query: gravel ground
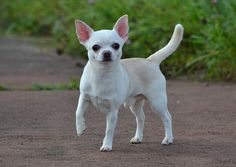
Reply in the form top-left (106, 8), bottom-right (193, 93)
top-left (0, 37), bottom-right (236, 167)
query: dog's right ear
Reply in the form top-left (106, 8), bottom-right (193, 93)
top-left (75, 20), bottom-right (94, 45)
top-left (113, 15), bottom-right (129, 41)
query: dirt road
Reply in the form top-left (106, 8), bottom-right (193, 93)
top-left (0, 37), bottom-right (236, 167)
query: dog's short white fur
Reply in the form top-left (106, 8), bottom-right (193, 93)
top-left (75, 15), bottom-right (183, 151)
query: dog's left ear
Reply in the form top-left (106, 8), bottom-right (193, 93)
top-left (113, 15), bottom-right (129, 41)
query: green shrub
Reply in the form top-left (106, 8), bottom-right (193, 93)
top-left (1, 0), bottom-right (236, 81)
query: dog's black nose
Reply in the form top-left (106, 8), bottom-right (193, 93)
top-left (103, 51), bottom-right (112, 61)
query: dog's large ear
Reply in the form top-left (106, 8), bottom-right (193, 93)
top-left (113, 15), bottom-right (129, 41)
top-left (75, 20), bottom-right (94, 44)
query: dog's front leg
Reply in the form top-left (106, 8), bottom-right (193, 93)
top-left (76, 93), bottom-right (89, 136)
top-left (100, 109), bottom-right (118, 152)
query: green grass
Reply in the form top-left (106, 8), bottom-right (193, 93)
top-left (0, 85), bottom-right (9, 91)
top-left (0, 79), bottom-right (79, 91)
top-left (1, 0), bottom-right (236, 81)
top-left (28, 79), bottom-right (79, 91)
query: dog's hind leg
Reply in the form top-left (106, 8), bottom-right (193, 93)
top-left (129, 98), bottom-right (145, 144)
top-left (147, 90), bottom-right (173, 145)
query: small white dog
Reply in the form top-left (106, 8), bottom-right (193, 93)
top-left (75, 15), bottom-right (183, 151)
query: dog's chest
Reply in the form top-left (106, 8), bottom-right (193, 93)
top-left (90, 96), bottom-right (113, 113)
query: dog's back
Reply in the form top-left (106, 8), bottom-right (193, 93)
top-left (121, 58), bottom-right (165, 98)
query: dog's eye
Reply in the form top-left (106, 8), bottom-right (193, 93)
top-left (92, 44), bottom-right (101, 51)
top-left (112, 43), bottom-right (120, 50)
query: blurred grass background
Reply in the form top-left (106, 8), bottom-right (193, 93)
top-left (1, 0), bottom-right (236, 81)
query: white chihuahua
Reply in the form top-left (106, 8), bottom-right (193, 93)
top-left (75, 15), bottom-right (183, 151)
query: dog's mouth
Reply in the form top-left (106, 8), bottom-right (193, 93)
top-left (102, 57), bottom-right (113, 62)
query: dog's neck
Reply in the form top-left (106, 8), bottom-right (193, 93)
top-left (85, 60), bottom-right (125, 100)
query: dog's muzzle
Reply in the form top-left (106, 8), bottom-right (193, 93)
top-left (102, 51), bottom-right (112, 61)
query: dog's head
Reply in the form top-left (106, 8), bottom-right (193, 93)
top-left (75, 15), bottom-right (129, 63)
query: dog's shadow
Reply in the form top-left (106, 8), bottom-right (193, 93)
top-left (114, 139), bottom-right (233, 159)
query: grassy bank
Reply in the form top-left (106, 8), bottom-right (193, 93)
top-left (1, 0), bottom-right (236, 81)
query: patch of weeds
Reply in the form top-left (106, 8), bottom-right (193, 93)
top-left (28, 78), bottom-right (79, 91)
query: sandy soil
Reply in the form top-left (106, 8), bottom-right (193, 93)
top-left (0, 37), bottom-right (236, 167)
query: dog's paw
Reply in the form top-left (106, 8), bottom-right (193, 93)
top-left (161, 136), bottom-right (173, 145)
top-left (76, 125), bottom-right (86, 136)
top-left (130, 137), bottom-right (143, 144)
top-left (100, 145), bottom-right (112, 152)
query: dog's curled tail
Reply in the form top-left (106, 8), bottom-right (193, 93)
top-left (147, 24), bottom-right (184, 65)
